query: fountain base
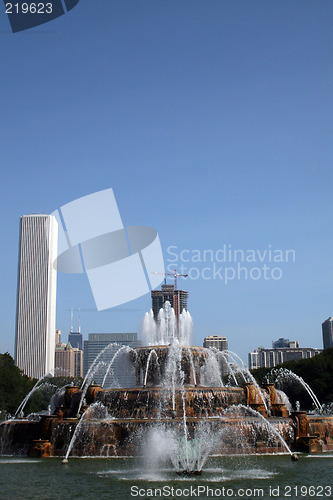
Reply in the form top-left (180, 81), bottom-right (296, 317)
top-left (1, 381), bottom-right (333, 458)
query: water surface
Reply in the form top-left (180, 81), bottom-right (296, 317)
top-left (0, 454), bottom-right (332, 500)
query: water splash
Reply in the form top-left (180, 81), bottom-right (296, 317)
top-left (143, 422), bottom-right (215, 474)
top-left (64, 402), bottom-right (108, 460)
top-left (270, 368), bottom-right (322, 412)
top-left (15, 376), bottom-right (56, 417)
top-left (142, 310), bottom-right (157, 345)
top-left (81, 343), bottom-right (118, 389)
top-left (101, 345), bottom-right (134, 388)
top-left (143, 349), bottom-right (159, 387)
top-left (223, 404), bottom-right (293, 456)
top-left (142, 301), bottom-right (193, 346)
top-left (77, 361), bottom-right (108, 415)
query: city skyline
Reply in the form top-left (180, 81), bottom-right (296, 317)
top-left (1, 2), bottom-right (333, 365)
top-left (8, 206), bottom-right (330, 369)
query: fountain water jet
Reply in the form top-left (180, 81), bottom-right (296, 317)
top-left (63, 402), bottom-right (109, 462)
top-left (14, 365), bottom-right (72, 418)
top-left (270, 368), bottom-right (323, 413)
top-left (227, 404), bottom-right (294, 456)
top-left (15, 380), bottom-right (57, 418)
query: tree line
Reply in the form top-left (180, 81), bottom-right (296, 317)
top-left (0, 352), bottom-right (82, 420)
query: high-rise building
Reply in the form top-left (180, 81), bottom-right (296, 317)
top-left (83, 333), bottom-right (141, 387)
top-left (68, 307), bottom-right (83, 350)
top-left (248, 351), bottom-right (259, 370)
top-left (55, 342), bottom-right (83, 378)
top-left (68, 331), bottom-right (83, 351)
top-left (55, 329), bottom-right (62, 345)
top-left (203, 335), bottom-right (229, 376)
top-left (151, 284), bottom-right (188, 320)
top-left (15, 214), bottom-right (58, 379)
top-left (322, 317), bottom-right (333, 349)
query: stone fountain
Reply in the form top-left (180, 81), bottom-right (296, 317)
top-left (1, 303), bottom-right (332, 472)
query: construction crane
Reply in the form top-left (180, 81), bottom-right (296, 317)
top-left (152, 269), bottom-right (188, 290)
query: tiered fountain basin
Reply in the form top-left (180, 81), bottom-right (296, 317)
top-left (1, 345), bottom-right (333, 459)
top-left (96, 386), bottom-right (244, 419)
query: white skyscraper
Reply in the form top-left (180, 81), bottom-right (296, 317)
top-left (15, 214), bottom-right (58, 378)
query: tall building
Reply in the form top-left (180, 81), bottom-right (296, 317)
top-left (83, 333), bottom-right (141, 387)
top-left (55, 329), bottom-right (62, 345)
top-left (322, 317), bottom-right (333, 349)
top-left (55, 331), bottom-right (83, 378)
top-left (151, 284), bottom-right (188, 320)
top-left (248, 351), bottom-right (259, 370)
top-left (15, 214), bottom-right (58, 379)
top-left (68, 307), bottom-right (83, 350)
top-left (203, 335), bottom-right (229, 376)
top-left (68, 331), bottom-right (83, 351)
top-left (55, 342), bottom-right (83, 378)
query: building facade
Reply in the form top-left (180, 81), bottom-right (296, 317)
top-left (15, 214), bottom-right (58, 379)
top-left (83, 333), bottom-right (141, 387)
top-left (203, 335), bottom-right (228, 351)
top-left (322, 317), bottom-right (333, 349)
top-left (68, 331), bottom-right (83, 351)
top-left (55, 341), bottom-right (83, 378)
top-left (55, 329), bottom-right (62, 345)
top-left (151, 284), bottom-right (188, 320)
top-left (203, 335), bottom-right (229, 376)
top-left (248, 344), bottom-right (321, 370)
top-left (272, 338), bottom-right (299, 349)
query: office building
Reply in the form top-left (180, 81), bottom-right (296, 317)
top-left (55, 341), bottom-right (83, 378)
top-left (322, 317), bottom-right (333, 349)
top-left (203, 335), bottom-right (228, 351)
top-left (68, 307), bottom-right (83, 350)
top-left (68, 331), bottom-right (83, 351)
top-left (55, 330), bottom-right (83, 378)
top-left (203, 335), bottom-right (229, 376)
top-left (151, 284), bottom-right (188, 320)
top-left (15, 214), bottom-right (58, 379)
top-left (83, 333), bottom-right (141, 387)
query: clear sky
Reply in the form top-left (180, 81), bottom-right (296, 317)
top-left (1, 1), bottom-right (333, 365)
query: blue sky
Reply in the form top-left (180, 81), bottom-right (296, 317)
top-left (1, 1), bottom-right (333, 364)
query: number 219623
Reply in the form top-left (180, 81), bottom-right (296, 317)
top-left (5, 3), bottom-right (53, 14)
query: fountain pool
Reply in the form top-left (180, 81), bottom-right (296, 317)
top-left (0, 454), bottom-right (332, 500)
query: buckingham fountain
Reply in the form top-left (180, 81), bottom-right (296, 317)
top-left (1, 303), bottom-right (333, 473)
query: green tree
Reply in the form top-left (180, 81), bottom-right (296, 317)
top-left (0, 353), bottom-right (35, 419)
top-left (0, 353), bottom-right (83, 418)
